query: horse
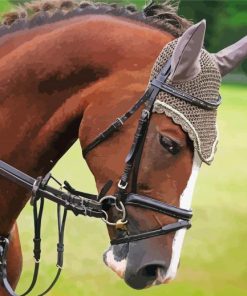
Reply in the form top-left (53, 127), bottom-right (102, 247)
top-left (0, 0), bottom-right (246, 294)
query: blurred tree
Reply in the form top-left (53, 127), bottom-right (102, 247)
top-left (9, 0), bottom-right (30, 4)
top-left (179, 0), bottom-right (247, 75)
top-left (179, 0), bottom-right (247, 52)
top-left (179, 0), bottom-right (225, 50)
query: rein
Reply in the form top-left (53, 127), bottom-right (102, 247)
top-left (0, 58), bottom-right (220, 295)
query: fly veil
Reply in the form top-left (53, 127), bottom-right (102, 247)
top-left (150, 20), bottom-right (247, 164)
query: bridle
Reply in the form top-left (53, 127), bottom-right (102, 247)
top-left (83, 58), bottom-right (221, 244)
top-left (0, 58), bottom-right (221, 295)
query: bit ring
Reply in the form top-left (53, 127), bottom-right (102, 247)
top-left (99, 196), bottom-right (127, 226)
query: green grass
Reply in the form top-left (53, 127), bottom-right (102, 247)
top-left (15, 83), bottom-right (247, 296)
top-left (0, 0), bottom-right (12, 13)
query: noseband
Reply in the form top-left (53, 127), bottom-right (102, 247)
top-left (0, 59), bottom-right (220, 295)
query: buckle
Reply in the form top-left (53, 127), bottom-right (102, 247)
top-left (0, 237), bottom-right (9, 264)
top-left (118, 180), bottom-right (128, 190)
top-left (0, 237), bottom-right (9, 247)
top-left (117, 117), bottom-right (124, 125)
top-left (30, 177), bottom-right (43, 206)
top-left (142, 109), bottom-right (150, 119)
top-left (113, 118), bottom-right (124, 129)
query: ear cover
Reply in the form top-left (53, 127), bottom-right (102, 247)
top-left (212, 36), bottom-right (247, 77)
top-left (169, 20), bottom-right (206, 82)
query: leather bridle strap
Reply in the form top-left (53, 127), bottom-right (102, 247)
top-left (37, 205), bottom-right (67, 296)
top-left (0, 161), bottom-right (105, 219)
top-left (110, 220), bottom-right (191, 245)
top-left (151, 79), bottom-right (221, 110)
top-left (82, 89), bottom-right (152, 158)
top-left (117, 60), bottom-right (172, 195)
top-left (0, 236), bottom-right (16, 296)
top-left (20, 192), bottom-right (44, 296)
top-left (0, 190), bottom-right (44, 296)
top-left (117, 106), bottom-right (155, 193)
top-left (63, 181), bottom-right (97, 200)
top-left (125, 194), bottom-right (192, 220)
top-left (0, 179), bottom-right (68, 296)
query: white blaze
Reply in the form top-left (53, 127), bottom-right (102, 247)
top-left (164, 151), bottom-right (201, 281)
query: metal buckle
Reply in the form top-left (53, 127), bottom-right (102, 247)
top-left (118, 180), bottom-right (128, 190)
top-left (34, 258), bottom-right (41, 264)
top-left (113, 118), bottom-right (124, 130)
top-left (0, 237), bottom-right (9, 265)
top-left (117, 117), bottom-right (124, 125)
top-left (142, 109), bottom-right (150, 119)
top-left (56, 264), bottom-right (63, 270)
top-left (0, 237), bottom-right (9, 248)
top-left (30, 177), bottom-right (43, 206)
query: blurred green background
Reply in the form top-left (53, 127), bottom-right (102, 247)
top-left (0, 1), bottom-right (246, 296)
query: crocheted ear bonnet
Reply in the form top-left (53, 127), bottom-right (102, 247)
top-left (150, 19), bottom-right (247, 164)
top-left (150, 20), bottom-right (221, 164)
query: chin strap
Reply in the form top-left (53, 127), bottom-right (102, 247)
top-left (110, 220), bottom-right (191, 245)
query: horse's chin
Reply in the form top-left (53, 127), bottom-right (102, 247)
top-left (103, 245), bottom-right (128, 278)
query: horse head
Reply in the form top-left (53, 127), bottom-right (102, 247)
top-left (0, 1), bottom-right (246, 294)
top-left (81, 20), bottom-right (247, 289)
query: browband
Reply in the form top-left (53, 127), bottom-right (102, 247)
top-left (151, 78), bottom-right (221, 110)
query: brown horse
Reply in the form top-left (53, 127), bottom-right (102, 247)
top-left (0, 0), bottom-right (246, 294)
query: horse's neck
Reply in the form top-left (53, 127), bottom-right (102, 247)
top-left (0, 15), bottom-right (172, 234)
top-left (0, 15), bottom-right (92, 59)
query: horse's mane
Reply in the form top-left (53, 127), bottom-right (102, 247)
top-left (0, 0), bottom-right (192, 38)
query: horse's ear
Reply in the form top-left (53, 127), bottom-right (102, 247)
top-left (169, 20), bottom-right (206, 82)
top-left (212, 36), bottom-right (247, 77)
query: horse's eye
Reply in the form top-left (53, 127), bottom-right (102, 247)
top-left (159, 135), bottom-right (181, 155)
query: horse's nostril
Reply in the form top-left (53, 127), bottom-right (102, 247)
top-left (142, 264), bottom-right (159, 277)
top-left (124, 264), bottom-right (166, 289)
